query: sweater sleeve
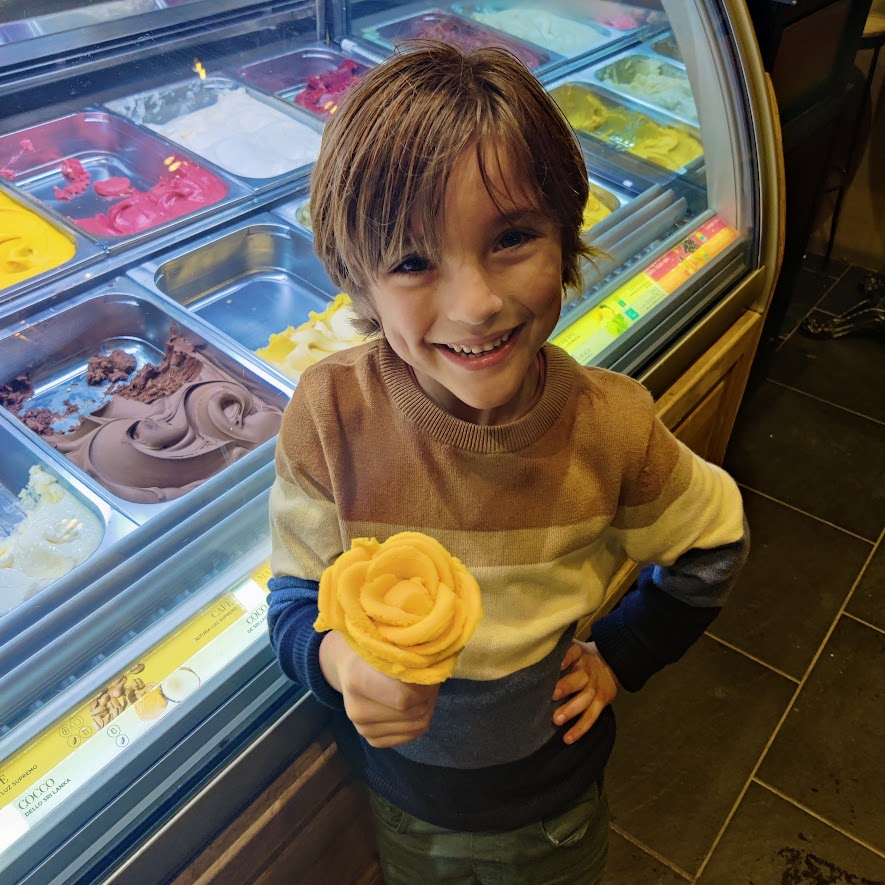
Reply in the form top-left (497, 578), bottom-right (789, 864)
top-left (267, 576), bottom-right (345, 710)
top-left (267, 377), bottom-right (345, 709)
top-left (592, 396), bottom-right (748, 691)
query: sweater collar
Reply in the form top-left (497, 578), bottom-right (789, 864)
top-left (378, 340), bottom-right (576, 453)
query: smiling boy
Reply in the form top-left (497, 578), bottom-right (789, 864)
top-left (268, 43), bottom-right (748, 884)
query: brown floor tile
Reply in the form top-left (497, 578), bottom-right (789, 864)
top-left (758, 617), bottom-right (885, 853)
top-left (770, 311), bottom-right (885, 422)
top-left (708, 489), bottom-right (871, 678)
top-left (603, 830), bottom-right (688, 884)
top-left (605, 636), bottom-right (794, 875)
top-left (817, 265), bottom-right (882, 316)
top-left (725, 382), bottom-right (885, 540)
top-left (847, 540), bottom-right (885, 632)
top-left (779, 268), bottom-right (838, 336)
top-left (699, 781), bottom-right (885, 884)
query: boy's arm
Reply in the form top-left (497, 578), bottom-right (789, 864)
top-left (267, 383), bottom-right (345, 711)
top-left (592, 406), bottom-right (749, 692)
top-left (268, 575), bottom-right (345, 710)
top-left (267, 372), bottom-right (440, 746)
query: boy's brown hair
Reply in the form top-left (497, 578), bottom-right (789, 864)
top-left (310, 41), bottom-right (595, 336)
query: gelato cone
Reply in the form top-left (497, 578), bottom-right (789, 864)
top-left (314, 532), bottom-right (483, 684)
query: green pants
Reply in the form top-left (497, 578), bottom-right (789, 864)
top-left (368, 780), bottom-right (609, 885)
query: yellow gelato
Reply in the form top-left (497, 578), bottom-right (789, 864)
top-left (583, 191), bottom-right (613, 230)
top-left (255, 293), bottom-right (366, 382)
top-left (0, 192), bottom-right (75, 290)
top-left (315, 532), bottom-right (483, 684)
top-left (552, 84), bottom-right (702, 172)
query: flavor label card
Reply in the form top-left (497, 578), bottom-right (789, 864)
top-left (555, 216), bottom-right (740, 364)
top-left (0, 563), bottom-right (272, 858)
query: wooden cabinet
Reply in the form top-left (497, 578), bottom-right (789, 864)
top-left (170, 728), bottom-right (383, 885)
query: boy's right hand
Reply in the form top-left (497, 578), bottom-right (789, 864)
top-left (319, 630), bottom-right (439, 748)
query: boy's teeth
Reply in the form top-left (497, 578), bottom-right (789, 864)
top-left (446, 331), bottom-right (511, 355)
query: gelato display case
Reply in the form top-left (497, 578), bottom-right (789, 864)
top-left (0, 0), bottom-right (781, 882)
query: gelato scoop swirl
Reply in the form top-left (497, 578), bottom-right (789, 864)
top-left (45, 337), bottom-right (282, 504)
top-left (315, 532), bottom-right (483, 684)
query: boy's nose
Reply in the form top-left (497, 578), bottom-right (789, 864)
top-left (442, 266), bottom-right (503, 326)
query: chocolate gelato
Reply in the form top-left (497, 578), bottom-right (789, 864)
top-left (39, 337), bottom-right (281, 504)
top-left (0, 373), bottom-right (34, 415)
top-left (86, 349), bottom-right (137, 385)
top-left (5, 337), bottom-right (282, 504)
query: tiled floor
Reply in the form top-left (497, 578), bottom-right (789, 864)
top-left (602, 256), bottom-right (885, 884)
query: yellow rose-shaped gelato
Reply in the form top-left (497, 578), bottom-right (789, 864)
top-left (314, 532), bottom-right (483, 684)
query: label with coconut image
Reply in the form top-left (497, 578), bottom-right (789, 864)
top-left (0, 563), bottom-right (272, 854)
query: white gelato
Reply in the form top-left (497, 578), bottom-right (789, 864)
top-left (146, 88), bottom-right (321, 179)
top-left (467, 8), bottom-right (607, 55)
top-left (598, 56), bottom-right (697, 122)
top-left (255, 294), bottom-right (367, 382)
top-left (1, 465), bottom-right (103, 615)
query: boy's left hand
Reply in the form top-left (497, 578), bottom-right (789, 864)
top-left (552, 640), bottom-right (619, 745)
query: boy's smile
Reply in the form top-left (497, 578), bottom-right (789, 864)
top-left (370, 148), bottom-right (564, 426)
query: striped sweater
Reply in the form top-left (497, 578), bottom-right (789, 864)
top-left (268, 340), bottom-right (748, 830)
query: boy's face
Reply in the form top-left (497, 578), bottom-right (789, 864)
top-left (369, 149), bottom-right (563, 425)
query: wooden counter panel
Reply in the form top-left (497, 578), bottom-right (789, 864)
top-left (170, 729), bottom-right (382, 885)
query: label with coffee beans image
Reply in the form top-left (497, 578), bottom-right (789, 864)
top-left (0, 562), bottom-right (272, 854)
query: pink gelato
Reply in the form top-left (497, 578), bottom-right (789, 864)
top-left (0, 139), bottom-right (34, 181)
top-left (293, 60), bottom-right (365, 120)
top-left (72, 161), bottom-right (227, 237)
top-left (53, 158), bottom-right (91, 201)
top-left (395, 15), bottom-right (544, 69)
top-left (602, 15), bottom-right (639, 30)
top-left (94, 177), bottom-right (132, 198)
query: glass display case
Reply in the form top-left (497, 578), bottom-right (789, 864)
top-left (0, 1), bottom-right (779, 881)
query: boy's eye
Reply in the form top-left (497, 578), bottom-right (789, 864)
top-left (498, 229), bottom-right (536, 250)
top-left (392, 255), bottom-right (430, 274)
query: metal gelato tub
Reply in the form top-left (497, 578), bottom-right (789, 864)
top-left (237, 46), bottom-right (373, 122)
top-left (0, 418), bottom-right (137, 622)
top-left (359, 9), bottom-right (553, 70)
top-left (583, 47), bottom-right (698, 127)
top-left (0, 278), bottom-right (289, 525)
top-left (0, 111), bottom-right (247, 251)
top-left (0, 181), bottom-right (103, 305)
top-left (452, 3), bottom-right (617, 60)
top-left (128, 214), bottom-right (336, 353)
top-left (272, 194), bottom-right (313, 236)
top-left (648, 33), bottom-right (683, 65)
top-left (105, 76), bottom-right (323, 191)
top-left (548, 81), bottom-right (703, 174)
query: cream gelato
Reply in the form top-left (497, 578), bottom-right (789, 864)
top-left (1, 465), bottom-right (103, 615)
top-left (72, 159), bottom-right (228, 237)
top-left (551, 84), bottom-right (702, 171)
top-left (9, 338), bottom-right (282, 504)
top-left (0, 191), bottom-right (75, 290)
top-left (598, 56), bottom-right (697, 122)
top-left (135, 88), bottom-right (321, 179)
top-left (255, 294), bottom-right (366, 382)
top-left (467, 8), bottom-right (607, 55)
